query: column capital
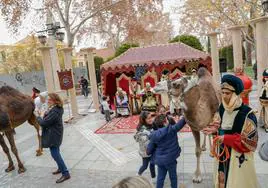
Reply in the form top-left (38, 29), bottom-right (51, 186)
top-left (250, 16), bottom-right (268, 24)
top-left (60, 47), bottom-right (73, 52)
top-left (228, 25), bottom-right (246, 31)
top-left (38, 46), bottom-right (53, 51)
top-left (80, 47), bottom-right (96, 54)
top-left (207, 32), bottom-right (220, 37)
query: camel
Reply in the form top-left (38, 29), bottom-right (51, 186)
top-left (0, 86), bottom-right (43, 174)
top-left (153, 67), bottom-right (220, 183)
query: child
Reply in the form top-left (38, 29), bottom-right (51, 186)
top-left (102, 96), bottom-right (111, 122)
top-left (147, 114), bottom-right (186, 188)
top-left (134, 111), bottom-right (156, 182)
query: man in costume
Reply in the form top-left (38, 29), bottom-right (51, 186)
top-left (115, 87), bottom-right (129, 116)
top-left (259, 69), bottom-right (268, 132)
top-left (203, 74), bottom-right (258, 188)
top-left (32, 87), bottom-right (40, 99)
top-left (129, 77), bottom-right (141, 114)
top-left (140, 82), bottom-right (157, 112)
top-left (160, 70), bottom-right (170, 108)
top-left (190, 68), bottom-right (198, 84)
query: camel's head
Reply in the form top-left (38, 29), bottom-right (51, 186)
top-left (153, 80), bottom-right (168, 94)
top-left (170, 77), bottom-right (188, 97)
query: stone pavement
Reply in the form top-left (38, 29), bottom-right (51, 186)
top-left (0, 86), bottom-right (268, 188)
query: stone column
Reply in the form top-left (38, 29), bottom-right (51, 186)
top-left (228, 25), bottom-right (245, 71)
top-left (46, 9), bottom-right (61, 92)
top-left (208, 32), bottom-right (221, 83)
top-left (61, 47), bottom-right (78, 116)
top-left (251, 17), bottom-right (268, 97)
top-left (81, 48), bottom-right (99, 111)
top-left (38, 46), bottom-right (54, 93)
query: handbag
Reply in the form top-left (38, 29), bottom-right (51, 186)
top-left (259, 140), bottom-right (268, 161)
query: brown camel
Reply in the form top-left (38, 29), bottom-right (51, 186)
top-left (153, 67), bottom-right (220, 183)
top-left (0, 86), bottom-right (43, 174)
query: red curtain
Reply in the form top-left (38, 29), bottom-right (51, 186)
top-left (105, 73), bottom-right (117, 104)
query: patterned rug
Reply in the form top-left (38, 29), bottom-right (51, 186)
top-left (95, 115), bottom-right (192, 134)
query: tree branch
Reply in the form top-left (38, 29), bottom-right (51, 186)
top-left (210, 0), bottom-right (238, 25)
top-left (71, 0), bottom-right (125, 35)
top-left (55, 0), bottom-right (66, 25)
top-left (241, 29), bottom-right (255, 47)
top-left (65, 0), bottom-right (72, 23)
top-left (231, 0), bottom-right (249, 22)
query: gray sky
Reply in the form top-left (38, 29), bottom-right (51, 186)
top-left (0, 0), bottom-right (184, 47)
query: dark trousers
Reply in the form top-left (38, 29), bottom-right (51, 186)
top-left (157, 161), bottom-right (177, 188)
top-left (82, 87), bottom-right (89, 97)
top-left (50, 146), bottom-right (69, 176)
top-left (104, 110), bottom-right (111, 122)
top-left (138, 157), bottom-right (156, 178)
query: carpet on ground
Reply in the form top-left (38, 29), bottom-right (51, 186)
top-left (95, 115), bottom-right (192, 134)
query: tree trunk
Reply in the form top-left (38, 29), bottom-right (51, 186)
top-left (67, 32), bottom-right (74, 47)
top-left (245, 42), bottom-right (252, 66)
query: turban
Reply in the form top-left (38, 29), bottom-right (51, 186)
top-left (263, 69), bottom-right (268, 78)
top-left (221, 74), bottom-right (244, 95)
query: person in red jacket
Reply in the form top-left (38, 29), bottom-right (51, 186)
top-left (203, 74), bottom-right (258, 188)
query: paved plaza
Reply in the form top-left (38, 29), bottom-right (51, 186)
top-left (0, 83), bottom-right (268, 188)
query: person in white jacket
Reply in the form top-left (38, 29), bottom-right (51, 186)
top-left (34, 91), bottom-right (48, 117)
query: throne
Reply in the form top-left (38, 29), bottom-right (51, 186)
top-left (140, 71), bottom-right (160, 111)
top-left (116, 73), bottom-right (131, 94)
top-left (114, 74), bottom-right (132, 116)
top-left (141, 71), bottom-right (158, 88)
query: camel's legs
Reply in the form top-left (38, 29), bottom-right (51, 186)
top-left (208, 134), bottom-right (214, 157)
top-left (192, 130), bottom-right (202, 183)
top-left (0, 133), bottom-right (15, 172)
top-left (5, 130), bottom-right (26, 174)
top-left (28, 114), bottom-right (43, 156)
top-left (201, 134), bottom-right (207, 151)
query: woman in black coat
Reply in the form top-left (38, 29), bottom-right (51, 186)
top-left (37, 93), bottom-right (70, 184)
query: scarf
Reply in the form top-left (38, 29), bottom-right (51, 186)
top-left (44, 104), bottom-right (56, 117)
top-left (222, 93), bottom-right (242, 113)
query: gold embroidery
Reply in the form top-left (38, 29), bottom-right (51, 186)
top-left (241, 118), bottom-right (258, 152)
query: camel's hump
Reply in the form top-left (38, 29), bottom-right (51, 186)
top-left (0, 86), bottom-right (25, 97)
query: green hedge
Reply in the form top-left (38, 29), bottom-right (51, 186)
top-left (219, 45), bottom-right (246, 70)
top-left (219, 45), bottom-right (234, 70)
top-left (169, 35), bottom-right (203, 51)
top-left (94, 56), bottom-right (104, 70)
top-left (115, 43), bottom-right (139, 57)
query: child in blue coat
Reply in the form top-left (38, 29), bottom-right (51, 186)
top-left (147, 114), bottom-right (186, 188)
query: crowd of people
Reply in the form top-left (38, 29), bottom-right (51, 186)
top-left (28, 68), bottom-right (268, 188)
top-left (119, 72), bottom-right (266, 188)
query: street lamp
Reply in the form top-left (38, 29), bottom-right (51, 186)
top-left (262, 0), bottom-right (268, 15)
top-left (37, 21), bottom-right (65, 45)
top-left (38, 35), bottom-right (47, 45)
